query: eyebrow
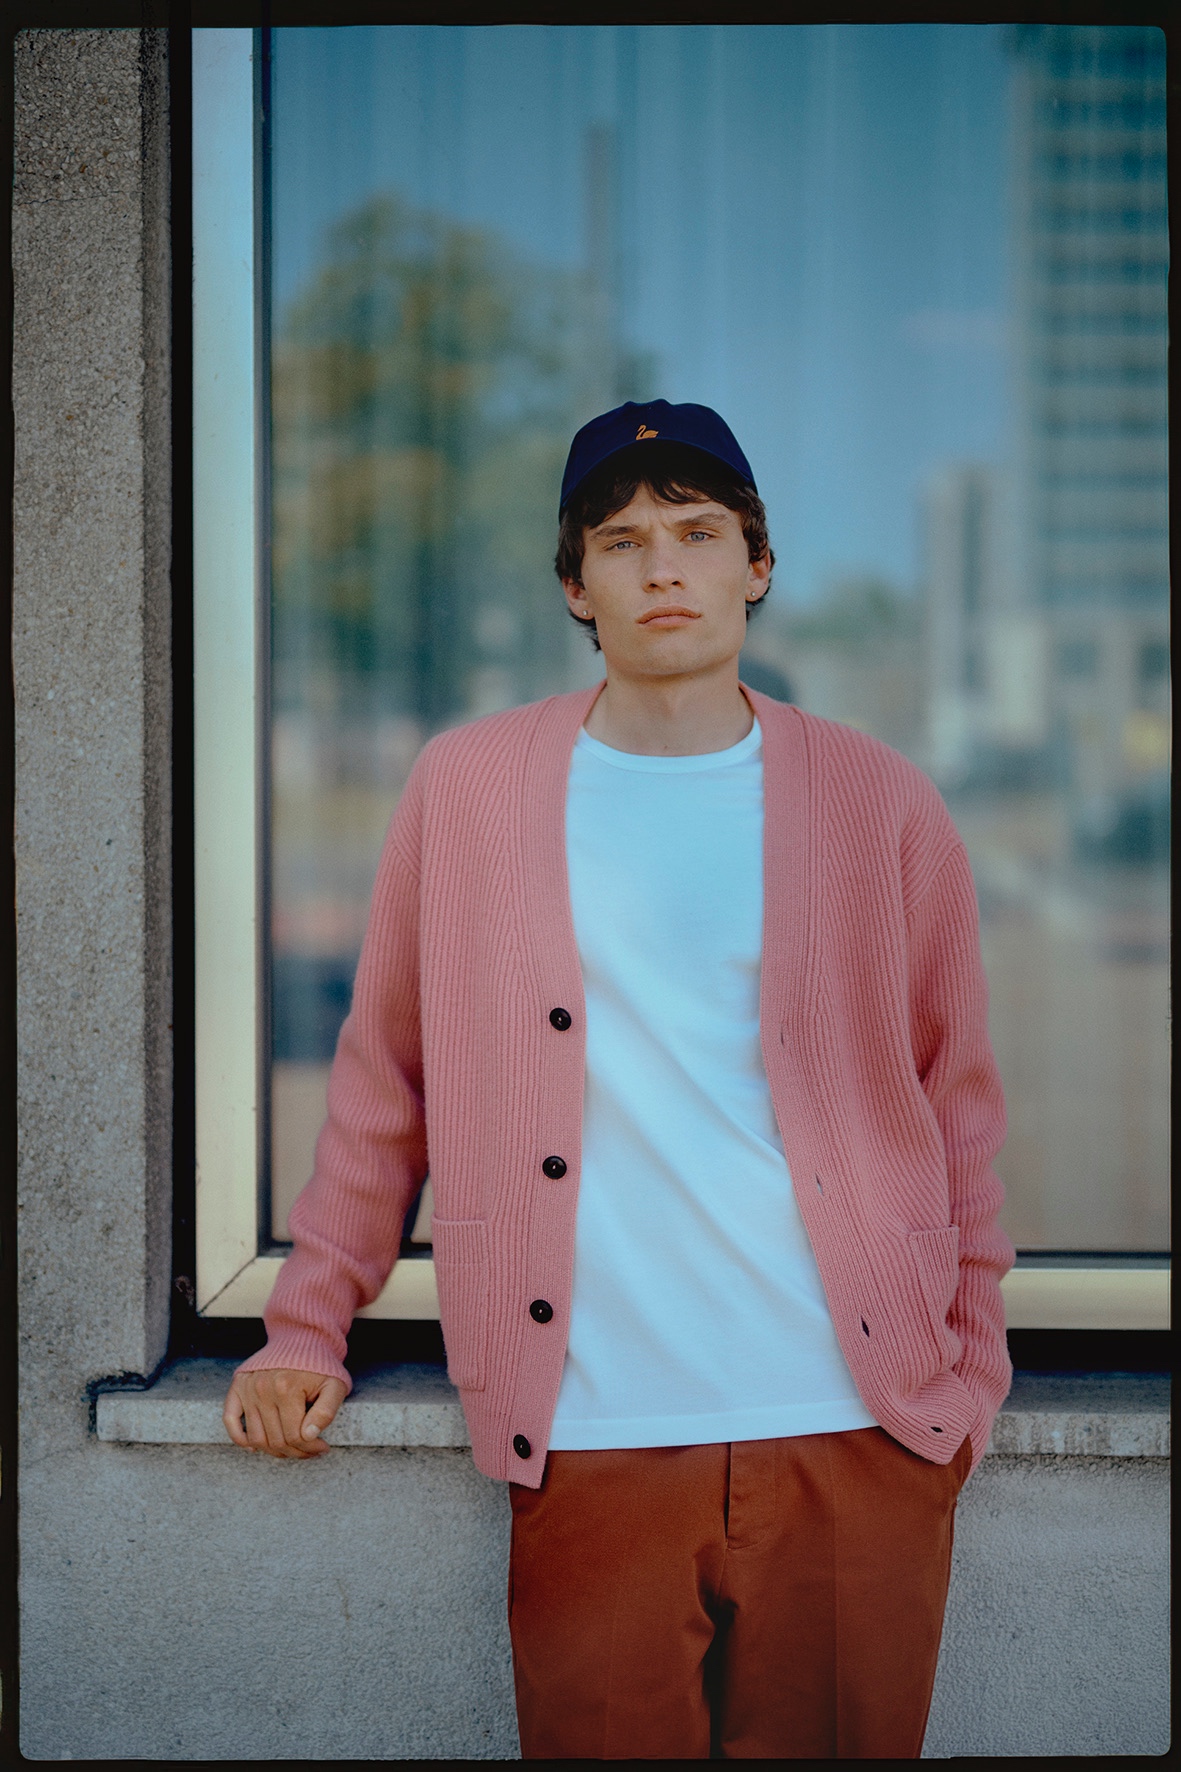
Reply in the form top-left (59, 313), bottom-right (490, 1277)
top-left (590, 508), bottom-right (730, 540)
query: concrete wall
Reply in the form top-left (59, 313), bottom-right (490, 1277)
top-left (14, 1435), bottom-right (1171, 1759)
top-left (19, 1444), bottom-right (520, 1761)
top-left (12, 29), bottom-right (1169, 1762)
top-left (14, 25), bottom-right (172, 1424)
top-left (927, 1455), bottom-right (1168, 1757)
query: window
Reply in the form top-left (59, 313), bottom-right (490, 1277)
top-left (1138, 638), bottom-right (1169, 683)
top-left (1058, 639), bottom-right (1099, 678)
top-left (194, 25), bottom-right (1168, 1331)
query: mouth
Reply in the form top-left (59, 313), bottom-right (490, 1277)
top-left (637, 606), bottom-right (701, 626)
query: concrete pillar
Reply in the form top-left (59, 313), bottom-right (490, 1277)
top-left (13, 27), bottom-right (172, 1442)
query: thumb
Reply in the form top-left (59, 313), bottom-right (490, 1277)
top-left (301, 1376), bottom-right (349, 1440)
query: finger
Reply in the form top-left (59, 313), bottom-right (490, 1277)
top-left (275, 1386), bottom-right (326, 1456)
top-left (257, 1400), bottom-right (291, 1456)
top-left (273, 1381), bottom-right (310, 1450)
top-left (223, 1384), bottom-right (250, 1449)
top-left (243, 1405), bottom-right (270, 1452)
top-left (301, 1377), bottom-right (348, 1443)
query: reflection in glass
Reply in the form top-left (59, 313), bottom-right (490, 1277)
top-left (267, 24), bottom-right (1167, 1255)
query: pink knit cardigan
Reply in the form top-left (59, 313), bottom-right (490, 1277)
top-left (240, 685), bottom-right (1014, 1486)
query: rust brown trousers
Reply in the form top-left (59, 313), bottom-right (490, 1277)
top-left (508, 1425), bottom-right (972, 1760)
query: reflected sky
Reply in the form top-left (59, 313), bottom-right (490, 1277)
top-left (271, 24), bottom-right (1011, 602)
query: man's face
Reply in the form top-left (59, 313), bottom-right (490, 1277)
top-left (561, 486), bottom-right (771, 683)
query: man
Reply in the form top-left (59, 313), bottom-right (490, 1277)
top-left (225, 399), bottom-right (1014, 1759)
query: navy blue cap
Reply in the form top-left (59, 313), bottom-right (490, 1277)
top-left (559, 400), bottom-right (756, 513)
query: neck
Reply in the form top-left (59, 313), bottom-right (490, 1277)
top-left (584, 659), bottom-right (754, 755)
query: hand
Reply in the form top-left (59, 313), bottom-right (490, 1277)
top-left (223, 1369), bottom-right (349, 1459)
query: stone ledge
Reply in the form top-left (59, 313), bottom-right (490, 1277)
top-left (989, 1370), bottom-right (1169, 1456)
top-left (96, 1359), bottom-right (471, 1448)
top-left (95, 1361), bottom-right (1169, 1456)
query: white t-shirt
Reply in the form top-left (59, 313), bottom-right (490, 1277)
top-left (548, 719), bottom-right (877, 1450)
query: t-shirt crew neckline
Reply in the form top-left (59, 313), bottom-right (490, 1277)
top-left (575, 719), bottom-right (762, 773)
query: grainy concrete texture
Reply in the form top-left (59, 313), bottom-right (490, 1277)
top-left (925, 1455), bottom-right (1169, 1758)
top-left (14, 26), bottom-right (172, 1437)
top-left (12, 27), bottom-right (1170, 1764)
top-left (18, 1443), bottom-right (520, 1761)
top-left (15, 1439), bottom-right (1169, 1759)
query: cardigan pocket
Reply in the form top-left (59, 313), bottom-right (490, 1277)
top-left (431, 1218), bottom-right (489, 1392)
top-left (906, 1226), bottom-right (962, 1358)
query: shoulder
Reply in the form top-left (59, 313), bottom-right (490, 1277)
top-left (410, 688), bottom-right (592, 789)
top-left (754, 696), bottom-right (961, 902)
top-left (753, 694), bottom-right (935, 803)
top-left (800, 706), bottom-right (941, 807)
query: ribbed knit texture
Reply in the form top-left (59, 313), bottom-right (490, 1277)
top-left (239, 687), bottom-right (1014, 1486)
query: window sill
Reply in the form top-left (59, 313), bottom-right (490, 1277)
top-left (95, 1363), bottom-right (1169, 1457)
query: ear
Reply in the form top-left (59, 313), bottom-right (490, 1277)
top-left (562, 576), bottom-right (593, 620)
top-left (745, 550), bottom-right (772, 602)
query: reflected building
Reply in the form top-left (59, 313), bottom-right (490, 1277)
top-left (775, 576), bottom-right (924, 760)
top-left (920, 26), bottom-right (1170, 1249)
top-left (579, 122), bottom-right (660, 414)
top-left (582, 123), bottom-right (622, 415)
top-left (923, 463), bottom-right (1050, 787)
top-left (1009, 24), bottom-right (1169, 859)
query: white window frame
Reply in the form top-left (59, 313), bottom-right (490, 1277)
top-left (190, 25), bottom-right (1167, 1333)
top-left (193, 28), bottom-right (435, 1320)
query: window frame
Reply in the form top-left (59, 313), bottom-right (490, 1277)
top-left (192, 27), bottom-right (435, 1322)
top-left (190, 24), bottom-right (1168, 1334)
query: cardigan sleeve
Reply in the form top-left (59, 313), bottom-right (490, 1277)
top-left (905, 839), bottom-right (1015, 1456)
top-left (236, 764), bottom-right (430, 1392)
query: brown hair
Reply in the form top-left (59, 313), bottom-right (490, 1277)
top-left (555, 442), bottom-right (775, 650)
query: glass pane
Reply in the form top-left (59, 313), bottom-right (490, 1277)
top-left (267, 24), bottom-right (1168, 1252)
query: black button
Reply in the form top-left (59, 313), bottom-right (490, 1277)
top-left (513, 1433), bottom-right (532, 1459)
top-left (861, 1319), bottom-right (870, 1336)
top-left (529, 1299), bottom-right (554, 1324)
top-left (930, 1425), bottom-right (943, 1433)
top-left (542, 1155), bottom-right (567, 1180)
top-left (549, 1007), bottom-right (572, 1031)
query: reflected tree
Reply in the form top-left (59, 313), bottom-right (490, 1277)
top-left (272, 191), bottom-right (625, 729)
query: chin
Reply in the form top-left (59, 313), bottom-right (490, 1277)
top-left (632, 647), bottom-right (734, 680)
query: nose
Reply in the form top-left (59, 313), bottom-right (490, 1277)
top-left (645, 535), bottom-right (683, 591)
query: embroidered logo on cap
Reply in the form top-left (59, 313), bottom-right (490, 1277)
top-left (635, 425), bottom-right (659, 439)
